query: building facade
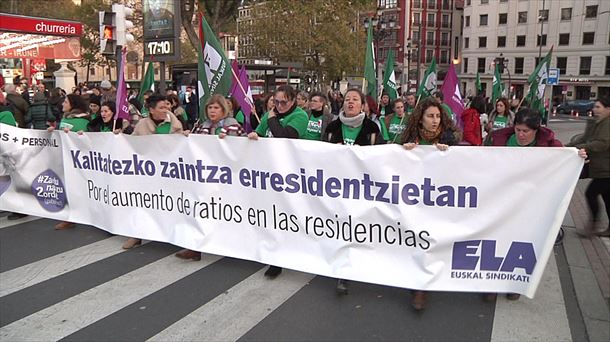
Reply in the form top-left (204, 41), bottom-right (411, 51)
top-left (459, 0), bottom-right (610, 101)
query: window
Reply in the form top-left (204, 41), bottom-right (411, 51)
top-left (466, 0), bottom-right (471, 5)
top-left (464, 37), bottom-right (469, 48)
top-left (413, 0), bottom-right (421, 8)
top-left (441, 50), bottom-right (449, 64)
top-left (426, 49), bottom-right (434, 63)
top-left (561, 8), bottom-right (572, 20)
top-left (497, 36), bottom-right (506, 47)
top-left (557, 57), bottom-right (567, 75)
top-left (518, 12), bottom-right (527, 23)
top-left (583, 32), bottom-right (595, 45)
top-left (479, 36), bottom-right (487, 48)
top-left (442, 14), bottom-right (450, 28)
top-left (537, 34), bottom-right (547, 46)
top-left (427, 13), bottom-right (435, 27)
top-left (559, 33), bottom-right (570, 45)
top-left (413, 13), bottom-right (420, 25)
top-left (465, 16), bottom-right (470, 27)
top-left (90, 68), bottom-right (96, 76)
top-left (500, 0), bottom-right (508, 2)
top-left (412, 31), bottom-right (420, 44)
top-left (499, 13), bottom-right (507, 25)
top-left (411, 49), bottom-right (419, 62)
top-left (516, 35), bottom-right (526, 47)
top-left (477, 58), bottom-right (486, 73)
top-left (442, 0), bottom-right (450, 10)
top-left (606, 56), bottom-right (610, 75)
top-left (428, 0), bottom-right (436, 9)
top-left (580, 57), bottom-right (591, 75)
top-left (480, 14), bottom-right (488, 26)
top-left (535, 57), bottom-right (542, 67)
top-left (380, 0), bottom-right (398, 8)
top-left (538, 9), bottom-right (548, 22)
top-left (585, 5), bottom-right (598, 18)
top-left (427, 31), bottom-right (435, 45)
top-left (441, 32), bottom-right (449, 46)
top-left (514, 57), bottom-right (524, 74)
top-left (463, 57), bottom-right (468, 73)
top-left (481, 0), bottom-right (488, 4)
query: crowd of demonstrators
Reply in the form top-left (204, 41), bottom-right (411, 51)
top-left (2, 81), bottom-right (602, 312)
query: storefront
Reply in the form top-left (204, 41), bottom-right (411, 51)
top-left (0, 13), bottom-right (83, 90)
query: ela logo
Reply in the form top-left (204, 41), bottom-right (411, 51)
top-left (451, 240), bottom-right (537, 275)
top-left (203, 43), bottom-right (222, 84)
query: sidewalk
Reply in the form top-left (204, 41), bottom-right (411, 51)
top-left (562, 179), bottom-right (610, 342)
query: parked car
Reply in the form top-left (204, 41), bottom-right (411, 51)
top-left (556, 100), bottom-right (595, 114)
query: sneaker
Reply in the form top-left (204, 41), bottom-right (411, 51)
top-left (336, 279), bottom-right (349, 295)
top-left (264, 265), bottom-right (282, 279)
top-left (7, 213), bottom-right (28, 220)
top-left (506, 293), bottom-right (521, 300)
top-left (175, 249), bottom-right (202, 261)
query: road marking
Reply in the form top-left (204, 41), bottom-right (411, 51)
top-left (0, 216), bottom-right (41, 230)
top-left (0, 254), bottom-right (221, 341)
top-left (0, 236), bottom-right (138, 297)
top-left (491, 253), bottom-right (572, 342)
top-left (148, 269), bottom-right (315, 342)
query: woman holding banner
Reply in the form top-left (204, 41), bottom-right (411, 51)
top-left (401, 97), bottom-right (459, 311)
top-left (324, 88), bottom-right (381, 295)
top-left (248, 85), bottom-right (309, 278)
top-left (485, 108), bottom-right (588, 301)
top-left (122, 94), bottom-right (183, 249)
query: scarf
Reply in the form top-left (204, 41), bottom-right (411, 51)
top-left (310, 109), bottom-right (324, 118)
top-left (339, 111), bottom-right (366, 128)
top-left (419, 126), bottom-right (442, 143)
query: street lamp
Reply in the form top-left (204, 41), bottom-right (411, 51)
top-left (495, 53), bottom-right (512, 99)
top-left (363, 11), bottom-right (397, 96)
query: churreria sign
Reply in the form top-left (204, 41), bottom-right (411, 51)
top-left (450, 240), bottom-right (537, 283)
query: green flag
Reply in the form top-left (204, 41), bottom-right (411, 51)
top-left (137, 62), bottom-right (155, 104)
top-left (491, 63), bottom-right (504, 106)
top-left (382, 49), bottom-right (398, 100)
top-left (475, 72), bottom-right (482, 95)
top-left (525, 47), bottom-right (553, 120)
top-left (416, 57), bottom-right (437, 99)
top-left (364, 23), bottom-right (377, 100)
top-left (197, 11), bottom-right (232, 120)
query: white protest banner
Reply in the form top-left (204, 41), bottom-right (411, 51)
top-left (0, 125), bottom-right (583, 298)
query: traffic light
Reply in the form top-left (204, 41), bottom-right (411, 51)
top-left (113, 4), bottom-right (135, 46)
top-left (99, 10), bottom-right (116, 55)
top-left (497, 57), bottom-right (505, 74)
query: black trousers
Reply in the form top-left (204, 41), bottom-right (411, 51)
top-left (585, 178), bottom-right (610, 229)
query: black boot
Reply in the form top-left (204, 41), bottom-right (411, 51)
top-left (264, 265), bottom-right (282, 279)
top-left (7, 213), bottom-right (28, 220)
top-left (336, 279), bottom-right (348, 295)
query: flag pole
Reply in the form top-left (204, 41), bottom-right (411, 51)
top-left (229, 66), bottom-right (260, 123)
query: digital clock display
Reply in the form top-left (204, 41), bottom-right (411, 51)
top-left (144, 40), bottom-right (175, 56)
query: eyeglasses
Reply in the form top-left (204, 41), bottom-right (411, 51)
top-left (274, 99), bottom-right (289, 106)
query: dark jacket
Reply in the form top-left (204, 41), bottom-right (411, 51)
top-left (25, 102), bottom-right (56, 130)
top-left (567, 117), bottom-right (609, 178)
top-left (378, 103), bottom-right (394, 116)
top-left (5, 93), bottom-right (29, 128)
top-left (87, 117), bottom-right (133, 134)
top-left (489, 126), bottom-right (563, 147)
top-left (324, 118), bottom-right (381, 145)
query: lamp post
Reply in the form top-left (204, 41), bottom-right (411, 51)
top-left (364, 9), bottom-right (396, 98)
top-left (495, 53), bottom-right (511, 99)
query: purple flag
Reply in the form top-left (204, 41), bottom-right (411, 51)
top-left (115, 48), bottom-right (130, 121)
top-left (231, 65), bottom-right (254, 133)
top-left (440, 63), bottom-right (464, 126)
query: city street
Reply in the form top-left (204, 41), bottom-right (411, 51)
top-left (1, 117), bottom-right (608, 342)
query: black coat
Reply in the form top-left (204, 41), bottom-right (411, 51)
top-left (324, 118), bottom-right (381, 145)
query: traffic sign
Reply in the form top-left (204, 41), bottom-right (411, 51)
top-left (548, 68), bottom-right (559, 85)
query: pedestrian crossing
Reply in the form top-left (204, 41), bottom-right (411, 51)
top-left (0, 218), bottom-right (578, 341)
